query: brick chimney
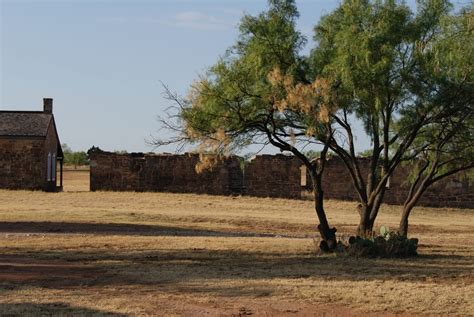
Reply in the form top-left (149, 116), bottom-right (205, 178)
top-left (43, 98), bottom-right (53, 114)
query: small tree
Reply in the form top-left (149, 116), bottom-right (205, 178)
top-left (399, 114), bottom-right (473, 236)
top-left (398, 6), bottom-right (474, 236)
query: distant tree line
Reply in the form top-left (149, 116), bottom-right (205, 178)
top-left (62, 144), bottom-right (89, 168)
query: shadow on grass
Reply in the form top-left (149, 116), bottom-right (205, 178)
top-left (1, 245), bottom-right (472, 297)
top-left (0, 303), bottom-right (124, 316)
top-left (0, 221), bottom-right (289, 238)
top-left (1, 221), bottom-right (472, 299)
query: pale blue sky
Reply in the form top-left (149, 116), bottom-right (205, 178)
top-left (0, 0), bottom-right (465, 153)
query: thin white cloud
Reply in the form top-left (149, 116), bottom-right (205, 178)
top-left (97, 9), bottom-right (241, 31)
top-left (167, 10), bottom-right (237, 31)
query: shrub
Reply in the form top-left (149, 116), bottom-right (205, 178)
top-left (335, 226), bottom-right (419, 258)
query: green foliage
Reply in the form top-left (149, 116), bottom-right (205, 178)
top-left (62, 143), bottom-right (89, 167)
top-left (400, 5), bottom-right (474, 188)
top-left (174, 0), bottom-right (319, 157)
top-left (311, 0), bottom-right (413, 119)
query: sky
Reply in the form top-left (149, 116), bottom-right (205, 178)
top-left (0, 0), bottom-right (467, 154)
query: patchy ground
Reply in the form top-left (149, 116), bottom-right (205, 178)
top-left (0, 169), bottom-right (472, 316)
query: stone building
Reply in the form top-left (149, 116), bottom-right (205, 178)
top-left (0, 98), bottom-right (64, 191)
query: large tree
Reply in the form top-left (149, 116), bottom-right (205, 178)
top-left (308, 0), bottom-right (473, 236)
top-left (158, 0), bottom-right (473, 247)
top-left (158, 0), bottom-right (339, 250)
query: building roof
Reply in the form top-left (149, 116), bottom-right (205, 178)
top-left (0, 111), bottom-right (53, 137)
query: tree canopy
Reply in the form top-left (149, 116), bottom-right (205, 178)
top-left (62, 143), bottom-right (89, 168)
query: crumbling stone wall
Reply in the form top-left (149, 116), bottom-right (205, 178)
top-left (89, 151), bottom-right (301, 199)
top-left (89, 149), bottom-right (472, 207)
top-left (0, 138), bottom-right (45, 190)
top-left (89, 151), bottom-right (243, 195)
top-left (243, 154), bottom-right (301, 199)
top-left (383, 164), bottom-right (472, 208)
top-left (319, 157), bottom-right (473, 208)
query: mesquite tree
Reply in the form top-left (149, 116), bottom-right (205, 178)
top-left (398, 6), bottom-right (474, 236)
top-left (156, 0), bottom-right (339, 250)
top-left (158, 0), bottom-right (473, 245)
top-left (308, 0), bottom-right (473, 236)
top-left (399, 113), bottom-right (473, 236)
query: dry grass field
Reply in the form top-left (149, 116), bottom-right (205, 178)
top-left (0, 169), bottom-right (473, 316)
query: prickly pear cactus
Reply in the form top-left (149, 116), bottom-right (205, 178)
top-left (380, 225), bottom-right (390, 239)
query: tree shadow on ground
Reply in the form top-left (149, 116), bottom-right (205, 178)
top-left (1, 245), bottom-right (472, 297)
top-left (1, 220), bottom-right (472, 300)
top-left (0, 303), bottom-right (124, 316)
top-left (0, 221), bottom-right (290, 238)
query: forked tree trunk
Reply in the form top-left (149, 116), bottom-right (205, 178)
top-left (356, 203), bottom-right (376, 237)
top-left (399, 170), bottom-right (434, 237)
top-left (356, 187), bottom-right (386, 237)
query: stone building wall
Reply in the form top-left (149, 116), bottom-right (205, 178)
top-left (0, 138), bottom-right (45, 190)
top-left (43, 122), bottom-right (59, 191)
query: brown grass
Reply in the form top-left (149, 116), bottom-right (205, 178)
top-left (0, 170), bottom-right (472, 316)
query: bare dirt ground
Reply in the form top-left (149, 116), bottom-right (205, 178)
top-left (0, 169), bottom-right (473, 316)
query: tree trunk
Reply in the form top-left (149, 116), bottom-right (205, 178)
top-left (399, 211), bottom-right (409, 237)
top-left (399, 201), bottom-right (417, 237)
top-left (312, 175), bottom-right (337, 252)
top-left (399, 179), bottom-right (431, 237)
top-left (357, 220), bottom-right (374, 237)
top-left (356, 204), bottom-right (374, 237)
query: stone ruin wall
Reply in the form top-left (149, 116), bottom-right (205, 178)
top-left (90, 152), bottom-right (242, 196)
top-left (89, 150), bottom-right (473, 208)
top-left (242, 154), bottom-right (301, 199)
top-left (312, 157), bottom-right (473, 208)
